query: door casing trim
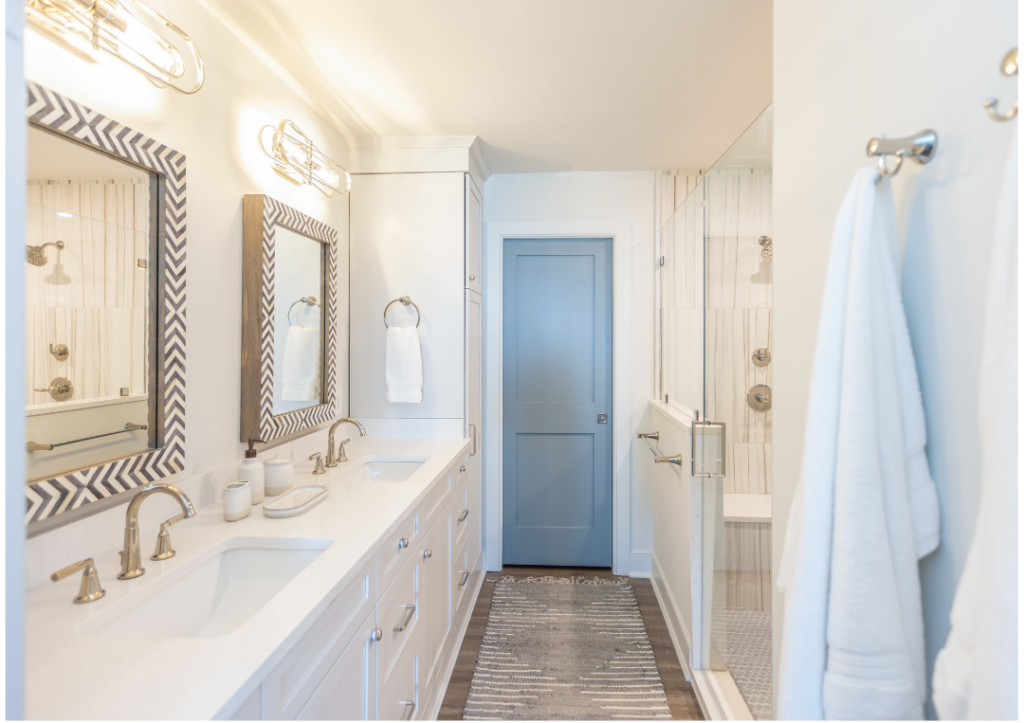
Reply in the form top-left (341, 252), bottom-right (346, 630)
top-left (484, 222), bottom-right (635, 575)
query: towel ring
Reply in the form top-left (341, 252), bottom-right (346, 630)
top-left (287, 296), bottom-right (321, 327)
top-left (383, 296), bottom-right (421, 329)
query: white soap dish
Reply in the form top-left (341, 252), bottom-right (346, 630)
top-left (263, 484), bottom-right (329, 518)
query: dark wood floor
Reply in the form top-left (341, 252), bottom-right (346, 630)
top-left (437, 567), bottom-right (705, 720)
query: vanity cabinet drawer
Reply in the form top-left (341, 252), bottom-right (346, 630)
top-left (380, 506), bottom-right (421, 595)
top-left (452, 536), bottom-right (475, 620)
top-left (452, 484), bottom-right (471, 550)
top-left (378, 554), bottom-right (420, 694)
top-left (263, 557), bottom-right (376, 720)
top-left (422, 467), bottom-right (453, 529)
top-left (378, 627), bottom-right (421, 722)
top-left (295, 608), bottom-right (378, 721)
top-left (456, 450), bottom-right (471, 489)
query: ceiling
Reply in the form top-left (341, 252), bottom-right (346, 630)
top-left (204, 0), bottom-right (772, 173)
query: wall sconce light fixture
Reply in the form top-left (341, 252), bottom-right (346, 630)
top-left (25, 0), bottom-right (204, 94)
top-left (258, 119), bottom-right (351, 198)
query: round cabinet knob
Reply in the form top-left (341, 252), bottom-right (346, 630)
top-left (469, 275), bottom-right (476, 281)
top-left (371, 628), bottom-right (383, 642)
top-left (423, 549), bottom-right (432, 559)
top-left (460, 465), bottom-right (467, 473)
top-left (398, 537), bottom-right (410, 550)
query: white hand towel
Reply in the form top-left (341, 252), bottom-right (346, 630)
top-left (778, 166), bottom-right (939, 720)
top-left (281, 324), bottom-right (321, 401)
top-left (386, 326), bottom-right (423, 403)
top-left (932, 127), bottom-right (1018, 720)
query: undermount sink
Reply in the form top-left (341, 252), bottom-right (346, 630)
top-left (83, 537), bottom-right (332, 639)
top-left (341, 455), bottom-right (427, 484)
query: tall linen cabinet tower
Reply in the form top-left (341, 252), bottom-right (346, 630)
top-left (349, 138), bottom-right (486, 718)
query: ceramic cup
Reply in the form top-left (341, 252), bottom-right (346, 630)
top-left (264, 455), bottom-right (295, 496)
top-left (223, 481), bottom-right (252, 522)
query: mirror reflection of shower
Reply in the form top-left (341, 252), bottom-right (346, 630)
top-left (26, 239), bottom-right (63, 266)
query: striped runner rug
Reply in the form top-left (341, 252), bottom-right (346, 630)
top-left (463, 577), bottom-right (672, 720)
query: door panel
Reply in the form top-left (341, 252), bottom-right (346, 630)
top-left (502, 238), bottom-right (613, 567)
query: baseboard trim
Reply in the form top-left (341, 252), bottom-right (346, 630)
top-left (650, 554), bottom-right (694, 680)
top-left (421, 555), bottom-right (486, 720)
top-left (630, 551), bottom-right (652, 578)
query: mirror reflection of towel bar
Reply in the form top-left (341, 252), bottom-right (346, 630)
top-left (27, 423), bottom-right (148, 452)
top-left (287, 295), bottom-right (321, 327)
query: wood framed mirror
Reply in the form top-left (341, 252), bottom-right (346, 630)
top-left (241, 195), bottom-right (338, 444)
top-left (24, 82), bottom-right (186, 525)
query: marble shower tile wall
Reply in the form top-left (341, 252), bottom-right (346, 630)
top-left (703, 169), bottom-right (772, 494)
top-left (26, 180), bottom-right (149, 408)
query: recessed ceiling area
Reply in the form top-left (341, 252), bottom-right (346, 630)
top-left (204, 0), bottom-right (772, 173)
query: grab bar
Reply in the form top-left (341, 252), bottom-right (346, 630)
top-left (27, 423), bottom-right (148, 452)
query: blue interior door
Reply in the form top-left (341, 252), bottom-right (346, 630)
top-left (502, 238), bottom-right (613, 567)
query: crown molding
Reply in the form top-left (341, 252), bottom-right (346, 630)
top-left (347, 135), bottom-right (477, 150)
top-left (347, 135), bottom-right (491, 182)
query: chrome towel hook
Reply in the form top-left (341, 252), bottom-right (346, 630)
top-left (984, 48), bottom-right (1018, 121)
top-left (866, 130), bottom-right (938, 183)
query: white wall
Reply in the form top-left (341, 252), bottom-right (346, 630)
top-left (5, 1), bottom-right (27, 716)
top-left (482, 171), bottom-right (656, 574)
top-left (773, 1), bottom-right (1018, 716)
top-left (20, 0), bottom-right (351, 576)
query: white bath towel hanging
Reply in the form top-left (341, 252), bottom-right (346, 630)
top-left (386, 325), bottom-right (423, 403)
top-left (281, 324), bottom-right (321, 401)
top-left (777, 166), bottom-right (940, 720)
top-left (932, 127), bottom-right (1018, 720)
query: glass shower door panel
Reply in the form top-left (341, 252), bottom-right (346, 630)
top-left (660, 178), bottom-right (704, 415)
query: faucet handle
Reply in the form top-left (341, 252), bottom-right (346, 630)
top-left (51, 558), bottom-right (105, 604)
top-left (309, 451), bottom-right (326, 475)
top-left (152, 512), bottom-right (187, 561)
top-left (338, 438), bottom-right (351, 463)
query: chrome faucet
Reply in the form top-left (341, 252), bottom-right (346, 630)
top-left (118, 483), bottom-right (195, 580)
top-left (326, 418), bottom-right (366, 467)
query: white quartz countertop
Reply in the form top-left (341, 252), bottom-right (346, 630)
top-left (26, 437), bottom-right (469, 720)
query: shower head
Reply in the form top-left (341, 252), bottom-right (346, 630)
top-left (27, 240), bottom-right (64, 266)
top-left (758, 235), bottom-right (772, 264)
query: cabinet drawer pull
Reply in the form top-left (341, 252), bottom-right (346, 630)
top-left (459, 464), bottom-right (467, 473)
top-left (459, 571), bottom-right (470, 587)
top-left (395, 604), bottom-right (416, 632)
top-left (371, 628), bottom-right (383, 642)
top-left (423, 549), bottom-right (432, 559)
top-left (400, 701), bottom-right (416, 720)
top-left (458, 509), bottom-right (469, 522)
top-left (398, 537), bottom-right (410, 551)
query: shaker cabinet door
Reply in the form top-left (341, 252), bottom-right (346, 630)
top-left (465, 175), bottom-right (483, 295)
top-left (419, 511), bottom-right (452, 688)
top-left (296, 609), bottom-right (378, 721)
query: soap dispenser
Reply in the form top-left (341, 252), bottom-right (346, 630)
top-left (238, 438), bottom-right (265, 504)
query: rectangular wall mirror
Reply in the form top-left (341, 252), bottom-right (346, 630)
top-left (25, 82), bottom-right (186, 525)
top-left (241, 195), bottom-right (338, 444)
top-left (25, 125), bottom-right (159, 481)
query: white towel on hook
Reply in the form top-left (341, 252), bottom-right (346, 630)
top-left (777, 166), bottom-right (939, 720)
top-left (386, 326), bottom-right (423, 403)
top-left (281, 324), bottom-right (321, 401)
top-left (932, 126), bottom-right (1018, 720)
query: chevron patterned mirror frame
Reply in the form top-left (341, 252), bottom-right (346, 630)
top-left (240, 194), bottom-right (338, 445)
top-left (24, 81), bottom-right (186, 525)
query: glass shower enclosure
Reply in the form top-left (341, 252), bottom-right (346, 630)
top-left (658, 104), bottom-right (773, 720)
